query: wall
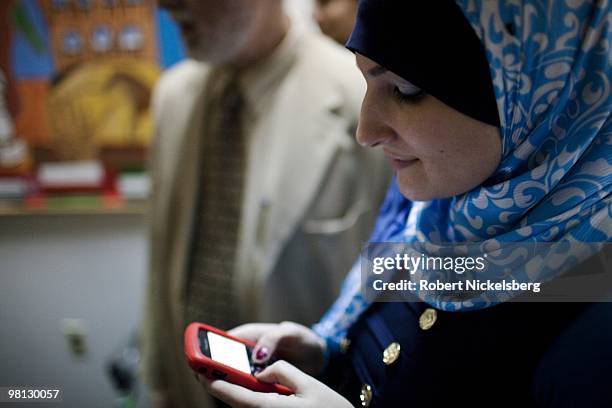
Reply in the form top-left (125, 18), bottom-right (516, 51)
top-left (0, 214), bottom-right (147, 407)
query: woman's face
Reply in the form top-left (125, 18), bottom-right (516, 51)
top-left (356, 54), bottom-right (502, 201)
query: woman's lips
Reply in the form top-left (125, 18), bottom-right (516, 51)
top-left (383, 150), bottom-right (419, 170)
top-left (389, 157), bottom-right (418, 170)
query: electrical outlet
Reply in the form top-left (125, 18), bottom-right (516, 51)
top-left (62, 318), bottom-right (88, 358)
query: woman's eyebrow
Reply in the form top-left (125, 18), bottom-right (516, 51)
top-left (368, 65), bottom-right (388, 77)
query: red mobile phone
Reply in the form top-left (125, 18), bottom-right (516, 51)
top-left (184, 322), bottom-right (293, 395)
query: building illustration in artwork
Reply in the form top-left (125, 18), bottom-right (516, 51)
top-left (32, 0), bottom-right (161, 160)
top-left (41, 0), bottom-right (158, 71)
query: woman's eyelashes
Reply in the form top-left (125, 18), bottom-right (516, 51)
top-left (392, 85), bottom-right (425, 104)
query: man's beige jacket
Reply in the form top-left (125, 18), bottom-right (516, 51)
top-left (141, 23), bottom-right (389, 407)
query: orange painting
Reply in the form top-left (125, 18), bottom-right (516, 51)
top-left (14, 80), bottom-right (50, 145)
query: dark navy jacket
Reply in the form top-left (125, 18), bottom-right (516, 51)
top-left (323, 301), bottom-right (612, 407)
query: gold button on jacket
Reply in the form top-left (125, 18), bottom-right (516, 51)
top-left (419, 308), bottom-right (438, 330)
top-left (382, 342), bottom-right (401, 365)
top-left (360, 383), bottom-right (373, 407)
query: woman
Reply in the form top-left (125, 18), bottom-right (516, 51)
top-left (198, 0), bottom-right (611, 406)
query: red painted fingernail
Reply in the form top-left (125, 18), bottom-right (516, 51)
top-left (255, 347), bottom-right (269, 361)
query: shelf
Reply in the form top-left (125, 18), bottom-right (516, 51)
top-left (0, 198), bottom-right (148, 217)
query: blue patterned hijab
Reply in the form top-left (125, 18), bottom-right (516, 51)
top-left (314, 0), bottom-right (611, 342)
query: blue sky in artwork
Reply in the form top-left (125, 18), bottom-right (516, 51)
top-left (11, 0), bottom-right (55, 79)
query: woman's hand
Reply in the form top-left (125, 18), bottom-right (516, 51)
top-left (229, 321), bottom-right (326, 375)
top-left (198, 360), bottom-right (352, 408)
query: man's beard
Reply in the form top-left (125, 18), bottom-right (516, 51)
top-left (183, 7), bottom-right (253, 65)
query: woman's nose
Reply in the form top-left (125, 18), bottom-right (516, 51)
top-left (355, 103), bottom-right (394, 147)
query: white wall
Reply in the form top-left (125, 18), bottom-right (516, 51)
top-left (0, 214), bottom-right (147, 407)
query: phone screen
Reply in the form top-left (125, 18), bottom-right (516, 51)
top-left (206, 331), bottom-right (252, 374)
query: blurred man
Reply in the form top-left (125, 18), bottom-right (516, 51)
top-left (313, 0), bottom-right (358, 45)
top-left (142, 1), bottom-right (389, 407)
